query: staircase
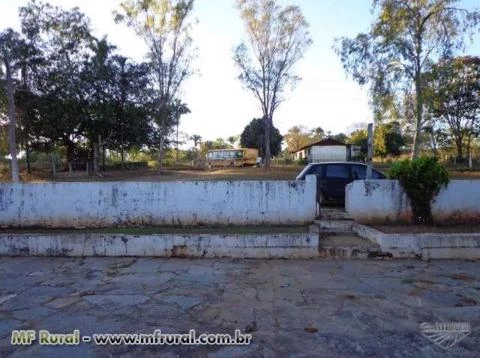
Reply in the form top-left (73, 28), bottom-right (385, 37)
top-left (314, 208), bottom-right (389, 259)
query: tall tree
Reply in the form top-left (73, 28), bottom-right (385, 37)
top-left (0, 29), bottom-right (23, 182)
top-left (348, 128), bottom-right (369, 157)
top-left (110, 56), bottom-right (152, 168)
top-left (240, 117), bottom-right (282, 157)
top-left (374, 121), bottom-right (405, 157)
top-left (82, 37), bottom-right (117, 173)
top-left (427, 56), bottom-right (480, 161)
top-left (190, 134), bottom-right (202, 149)
top-left (19, 0), bottom-right (93, 173)
top-left (336, 0), bottom-right (480, 158)
top-left (284, 125), bottom-right (312, 153)
top-left (227, 135), bottom-right (239, 147)
top-left (115, 0), bottom-right (195, 173)
top-left (310, 127), bottom-right (325, 141)
top-left (234, 0), bottom-right (311, 168)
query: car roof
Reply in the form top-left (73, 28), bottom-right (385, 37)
top-left (307, 161), bottom-right (367, 166)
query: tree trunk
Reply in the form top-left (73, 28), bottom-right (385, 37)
top-left (411, 73), bottom-right (423, 159)
top-left (176, 122), bottom-right (179, 167)
top-left (430, 132), bottom-right (437, 157)
top-left (158, 125), bottom-right (164, 174)
top-left (120, 125), bottom-right (125, 170)
top-left (93, 142), bottom-right (99, 174)
top-left (51, 145), bottom-right (56, 181)
top-left (466, 134), bottom-right (472, 166)
top-left (26, 144), bottom-right (31, 174)
top-left (455, 137), bottom-right (463, 163)
top-left (102, 145), bottom-right (106, 171)
top-left (4, 55), bottom-right (19, 182)
top-left (263, 115), bottom-right (271, 169)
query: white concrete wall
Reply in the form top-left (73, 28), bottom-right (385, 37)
top-left (346, 179), bottom-right (480, 224)
top-left (0, 176), bottom-right (316, 228)
top-left (311, 146), bottom-right (347, 161)
top-left (0, 232), bottom-right (319, 258)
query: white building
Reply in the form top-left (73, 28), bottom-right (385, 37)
top-left (292, 138), bottom-right (361, 162)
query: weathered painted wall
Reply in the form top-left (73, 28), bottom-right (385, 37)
top-left (310, 146), bottom-right (347, 161)
top-left (0, 232), bottom-right (319, 258)
top-left (0, 176), bottom-right (316, 228)
top-left (346, 179), bottom-right (480, 224)
top-left (354, 223), bottom-right (480, 259)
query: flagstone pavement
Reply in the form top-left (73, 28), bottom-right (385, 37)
top-left (1, 257), bottom-right (479, 357)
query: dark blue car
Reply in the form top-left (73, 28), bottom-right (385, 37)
top-left (296, 162), bottom-right (386, 205)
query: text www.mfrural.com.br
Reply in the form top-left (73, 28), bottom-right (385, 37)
top-left (11, 329), bottom-right (252, 346)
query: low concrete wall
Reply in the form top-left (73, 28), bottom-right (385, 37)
top-left (0, 177), bottom-right (316, 228)
top-left (346, 180), bottom-right (480, 224)
top-left (354, 224), bottom-right (480, 259)
top-left (0, 232), bottom-right (319, 259)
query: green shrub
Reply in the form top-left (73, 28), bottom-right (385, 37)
top-left (387, 156), bottom-right (449, 224)
top-left (296, 157), bottom-right (309, 166)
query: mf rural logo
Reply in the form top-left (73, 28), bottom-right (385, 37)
top-left (420, 322), bottom-right (471, 350)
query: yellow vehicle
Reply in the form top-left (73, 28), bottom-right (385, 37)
top-left (206, 148), bottom-right (259, 167)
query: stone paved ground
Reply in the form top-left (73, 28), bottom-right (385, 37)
top-left (1, 258), bottom-right (479, 357)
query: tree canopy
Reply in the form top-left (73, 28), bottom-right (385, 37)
top-left (115, 0), bottom-right (195, 171)
top-left (240, 117), bottom-right (282, 157)
top-left (427, 56), bottom-right (480, 160)
top-left (336, 0), bottom-right (480, 158)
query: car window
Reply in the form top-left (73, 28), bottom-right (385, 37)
top-left (324, 164), bottom-right (350, 179)
top-left (351, 165), bottom-right (367, 179)
top-left (307, 165), bottom-right (323, 176)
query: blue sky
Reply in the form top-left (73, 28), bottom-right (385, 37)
top-left (1, 0), bottom-right (479, 142)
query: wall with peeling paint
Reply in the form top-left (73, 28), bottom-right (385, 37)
top-left (346, 180), bottom-right (480, 224)
top-left (0, 231), bottom-right (319, 258)
top-left (0, 176), bottom-right (316, 228)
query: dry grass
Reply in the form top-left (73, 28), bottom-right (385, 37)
top-left (0, 166), bottom-right (304, 183)
top-left (2, 163), bottom-right (480, 182)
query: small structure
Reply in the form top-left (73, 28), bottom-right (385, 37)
top-left (206, 148), bottom-right (258, 167)
top-left (292, 138), bottom-right (360, 162)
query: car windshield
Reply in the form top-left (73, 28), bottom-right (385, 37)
top-left (295, 165), bottom-right (313, 180)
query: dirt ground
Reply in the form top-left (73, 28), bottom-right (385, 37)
top-left (0, 166), bottom-right (304, 182)
top-left (2, 164), bottom-right (480, 182)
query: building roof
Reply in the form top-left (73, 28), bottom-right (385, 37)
top-left (294, 138), bottom-right (346, 153)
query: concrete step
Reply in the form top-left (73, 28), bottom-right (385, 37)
top-left (318, 234), bottom-right (390, 259)
top-left (314, 220), bottom-right (355, 231)
top-left (319, 208), bottom-right (351, 221)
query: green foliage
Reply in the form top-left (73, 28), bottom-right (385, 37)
top-left (240, 118), bottom-right (282, 157)
top-left (374, 121), bottom-right (404, 157)
top-left (388, 157), bottom-right (449, 224)
top-left (335, 0), bottom-right (480, 158)
top-left (115, 0), bottom-right (195, 171)
top-left (284, 125), bottom-right (329, 153)
top-left (426, 57), bottom-right (480, 161)
top-left (331, 133), bottom-right (347, 143)
top-left (284, 125), bottom-right (313, 153)
top-left (348, 128), bottom-right (368, 157)
top-left (296, 157), bottom-right (308, 166)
